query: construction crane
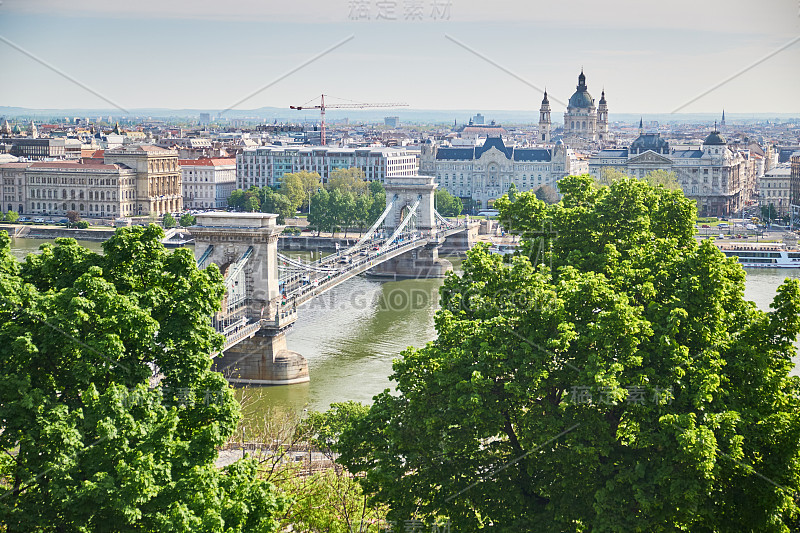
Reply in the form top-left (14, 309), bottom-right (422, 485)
top-left (290, 94), bottom-right (408, 146)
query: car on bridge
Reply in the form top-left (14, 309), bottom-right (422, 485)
top-left (339, 256), bottom-right (352, 264)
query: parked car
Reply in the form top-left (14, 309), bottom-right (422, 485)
top-left (718, 223), bottom-right (729, 228)
top-left (33, 217), bottom-right (46, 223)
top-left (18, 216), bottom-right (30, 222)
top-left (57, 218), bottom-right (69, 224)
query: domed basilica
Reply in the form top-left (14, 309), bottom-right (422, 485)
top-left (539, 69), bottom-right (610, 145)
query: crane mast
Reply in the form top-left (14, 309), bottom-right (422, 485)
top-left (290, 94), bottom-right (408, 146)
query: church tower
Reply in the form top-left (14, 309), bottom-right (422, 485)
top-left (539, 90), bottom-right (551, 143)
top-left (720, 109), bottom-right (726, 128)
top-left (597, 90), bottom-right (609, 141)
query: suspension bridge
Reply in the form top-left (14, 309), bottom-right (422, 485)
top-left (190, 173), bottom-right (477, 385)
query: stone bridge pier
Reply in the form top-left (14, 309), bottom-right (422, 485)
top-left (191, 212), bottom-right (309, 386)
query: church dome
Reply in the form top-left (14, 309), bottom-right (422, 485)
top-left (568, 90), bottom-right (594, 109)
top-left (703, 130), bottom-right (726, 145)
top-left (630, 133), bottom-right (669, 154)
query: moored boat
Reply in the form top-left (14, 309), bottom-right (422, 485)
top-left (715, 241), bottom-right (800, 268)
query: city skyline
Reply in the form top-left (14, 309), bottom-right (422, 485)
top-left (0, 0), bottom-right (799, 114)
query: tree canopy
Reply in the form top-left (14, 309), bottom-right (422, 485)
top-left (279, 171), bottom-right (321, 212)
top-left (435, 189), bottom-right (463, 217)
top-left (0, 227), bottom-right (287, 532)
top-left (335, 175), bottom-right (800, 531)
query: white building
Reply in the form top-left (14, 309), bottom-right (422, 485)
top-left (760, 163), bottom-right (791, 217)
top-left (236, 145), bottom-right (417, 189)
top-left (180, 158), bottom-right (237, 209)
top-left (419, 136), bottom-right (587, 207)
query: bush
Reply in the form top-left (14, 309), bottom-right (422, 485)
top-left (179, 213), bottom-right (196, 227)
top-left (163, 213), bottom-right (177, 228)
top-left (75, 220), bottom-right (90, 229)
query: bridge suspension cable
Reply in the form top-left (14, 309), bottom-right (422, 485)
top-left (343, 196), bottom-right (396, 255)
top-left (434, 209), bottom-right (457, 228)
top-left (224, 246), bottom-right (254, 289)
top-left (379, 196), bottom-right (421, 253)
top-left (196, 245), bottom-right (214, 268)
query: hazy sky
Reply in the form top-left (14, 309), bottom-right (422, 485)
top-left (1, 0), bottom-right (799, 115)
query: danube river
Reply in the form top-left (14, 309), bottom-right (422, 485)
top-left (8, 237), bottom-right (800, 416)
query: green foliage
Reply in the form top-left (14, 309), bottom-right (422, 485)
top-left (227, 187), bottom-right (296, 223)
top-left (243, 196), bottom-right (260, 213)
top-left (280, 171), bottom-right (321, 212)
top-left (336, 174), bottom-right (800, 531)
top-left (301, 402), bottom-right (370, 452)
top-left (435, 189), bottom-right (463, 217)
top-left (308, 179), bottom-right (384, 236)
top-left (600, 167), bottom-right (681, 191)
top-left (762, 203), bottom-right (779, 221)
top-left (533, 184), bottom-right (559, 204)
top-left (0, 228), bottom-right (287, 531)
top-left (162, 213), bottom-right (177, 228)
top-left (179, 213), bottom-right (196, 227)
top-left (4, 210), bottom-right (19, 223)
top-left (75, 220), bottom-right (90, 229)
top-left (326, 168), bottom-right (369, 196)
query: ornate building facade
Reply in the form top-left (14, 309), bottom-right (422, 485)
top-left (0, 144), bottom-right (182, 218)
top-left (104, 145), bottom-right (182, 216)
top-left (588, 130), bottom-right (750, 216)
top-left (562, 70), bottom-right (609, 143)
top-left (420, 136), bottom-right (587, 207)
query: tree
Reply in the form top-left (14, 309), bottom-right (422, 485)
top-left (0, 228), bottom-right (287, 531)
top-left (366, 188), bottom-right (386, 224)
top-left (327, 168), bottom-right (368, 196)
top-left (600, 167), bottom-right (681, 191)
top-left (162, 212), bottom-right (177, 228)
top-left (644, 169), bottom-right (681, 190)
top-left (533, 184), bottom-right (559, 204)
top-left (762, 203), bottom-right (778, 221)
top-left (352, 194), bottom-right (373, 235)
top-left (66, 210), bottom-right (80, 225)
top-left (179, 213), bottom-right (196, 227)
top-left (262, 190), bottom-right (295, 225)
top-left (228, 189), bottom-right (246, 210)
top-left (435, 189), bottom-right (463, 217)
top-left (280, 171), bottom-right (320, 213)
top-left (336, 175), bottom-right (800, 531)
top-left (308, 188), bottom-right (331, 236)
top-left (243, 196), bottom-right (260, 213)
top-left (4, 210), bottom-right (19, 223)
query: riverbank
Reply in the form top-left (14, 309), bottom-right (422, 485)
top-left (3, 224), bottom-right (117, 241)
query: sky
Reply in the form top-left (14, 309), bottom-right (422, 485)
top-left (1, 0), bottom-right (799, 116)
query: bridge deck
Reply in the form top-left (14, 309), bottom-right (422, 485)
top-left (220, 225), bottom-right (467, 349)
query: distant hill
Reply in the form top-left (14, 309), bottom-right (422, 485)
top-left (0, 106), bottom-right (797, 125)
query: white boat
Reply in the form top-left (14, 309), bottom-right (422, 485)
top-left (488, 243), bottom-right (518, 256)
top-left (716, 242), bottom-right (800, 268)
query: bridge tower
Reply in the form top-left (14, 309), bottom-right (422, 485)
top-left (369, 174), bottom-right (453, 279)
top-left (191, 212), bottom-right (309, 386)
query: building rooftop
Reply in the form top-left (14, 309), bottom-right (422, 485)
top-left (179, 158), bottom-right (236, 167)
